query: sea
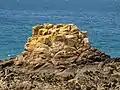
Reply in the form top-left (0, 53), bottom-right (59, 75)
top-left (0, 0), bottom-right (120, 59)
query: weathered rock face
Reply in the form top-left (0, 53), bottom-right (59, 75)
top-left (14, 24), bottom-right (110, 67)
top-left (1, 24), bottom-right (120, 90)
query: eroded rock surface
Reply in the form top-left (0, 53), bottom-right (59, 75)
top-left (0, 24), bottom-right (120, 90)
top-left (13, 24), bottom-right (110, 67)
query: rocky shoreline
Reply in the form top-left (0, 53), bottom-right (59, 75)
top-left (0, 24), bottom-right (120, 90)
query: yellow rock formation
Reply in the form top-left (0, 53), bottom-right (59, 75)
top-left (14, 24), bottom-right (91, 66)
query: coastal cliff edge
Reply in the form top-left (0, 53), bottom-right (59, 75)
top-left (0, 24), bottom-right (120, 90)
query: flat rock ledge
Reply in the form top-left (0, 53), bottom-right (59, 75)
top-left (0, 24), bottom-right (120, 90)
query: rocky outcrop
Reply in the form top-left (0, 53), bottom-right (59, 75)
top-left (1, 24), bottom-right (119, 90)
top-left (13, 24), bottom-right (110, 68)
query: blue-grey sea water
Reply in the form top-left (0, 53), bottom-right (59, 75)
top-left (0, 0), bottom-right (120, 59)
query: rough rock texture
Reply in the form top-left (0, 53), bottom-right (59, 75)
top-left (0, 24), bottom-right (120, 90)
top-left (13, 24), bottom-right (110, 67)
top-left (0, 58), bottom-right (120, 90)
